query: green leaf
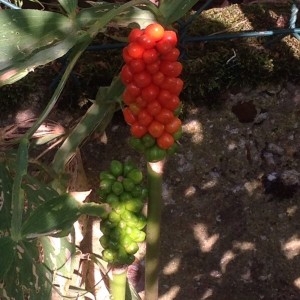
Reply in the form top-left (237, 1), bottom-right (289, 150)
top-left (0, 237), bottom-right (15, 279)
top-left (21, 194), bottom-right (81, 238)
top-left (40, 235), bottom-right (76, 278)
top-left (11, 138), bottom-right (29, 242)
top-left (0, 9), bottom-right (79, 86)
top-left (76, 3), bottom-right (122, 28)
top-left (78, 0), bottom-right (159, 36)
top-left (51, 76), bottom-right (124, 173)
top-left (59, 0), bottom-right (78, 16)
top-left (113, 6), bottom-right (156, 29)
top-left (22, 174), bottom-right (60, 220)
top-left (0, 163), bottom-right (13, 232)
top-left (78, 4), bottom-right (155, 29)
top-left (1, 240), bottom-right (53, 299)
top-left (158, 0), bottom-right (200, 24)
top-left (23, 174), bottom-right (59, 204)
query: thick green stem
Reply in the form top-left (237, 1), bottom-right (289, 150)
top-left (145, 160), bottom-right (165, 300)
top-left (110, 266), bottom-right (128, 300)
top-left (79, 202), bottom-right (110, 219)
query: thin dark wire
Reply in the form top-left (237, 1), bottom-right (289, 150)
top-left (290, 1), bottom-right (300, 40)
top-left (0, 0), bottom-right (20, 9)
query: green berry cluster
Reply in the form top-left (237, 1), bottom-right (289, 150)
top-left (99, 160), bottom-right (147, 265)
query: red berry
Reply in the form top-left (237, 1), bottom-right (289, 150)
top-left (127, 42), bottom-right (144, 59)
top-left (161, 48), bottom-right (180, 61)
top-left (157, 132), bottom-right (174, 149)
top-left (120, 65), bottom-right (133, 84)
top-left (131, 122), bottom-right (147, 138)
top-left (126, 83), bottom-right (141, 97)
top-left (144, 23), bottom-right (164, 41)
top-left (160, 61), bottom-right (182, 77)
top-left (141, 84), bottom-right (160, 102)
top-left (133, 71), bottom-right (152, 88)
top-left (123, 107), bottom-right (136, 125)
top-left (143, 48), bottom-right (159, 64)
top-left (161, 30), bottom-right (178, 47)
top-left (147, 101), bottom-right (162, 116)
top-left (148, 120), bottom-right (164, 138)
top-left (146, 61), bottom-right (160, 74)
top-left (137, 34), bottom-right (156, 49)
top-left (152, 72), bottom-right (165, 86)
top-left (137, 109), bottom-right (153, 127)
top-left (129, 28), bottom-right (143, 42)
top-left (129, 59), bottom-right (145, 73)
top-left (155, 108), bottom-right (174, 124)
top-left (156, 40), bottom-right (173, 55)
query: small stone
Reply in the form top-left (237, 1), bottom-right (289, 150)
top-left (262, 152), bottom-right (275, 166)
top-left (253, 110), bottom-right (268, 125)
top-left (184, 186), bottom-right (197, 197)
top-left (111, 125), bottom-right (119, 132)
top-left (281, 170), bottom-right (300, 186)
top-left (210, 270), bottom-right (222, 278)
top-left (267, 143), bottom-right (284, 155)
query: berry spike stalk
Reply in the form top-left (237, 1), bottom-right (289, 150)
top-left (98, 160), bottom-right (148, 300)
top-left (121, 23), bottom-right (183, 299)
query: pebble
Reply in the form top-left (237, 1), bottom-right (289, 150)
top-left (267, 143), bottom-right (284, 155)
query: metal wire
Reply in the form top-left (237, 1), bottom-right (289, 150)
top-left (183, 28), bottom-right (300, 43)
top-left (0, 0), bottom-right (20, 9)
top-left (290, 1), bottom-right (300, 40)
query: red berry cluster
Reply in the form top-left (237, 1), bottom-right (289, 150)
top-left (121, 23), bottom-right (183, 152)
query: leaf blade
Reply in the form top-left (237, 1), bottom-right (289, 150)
top-left (0, 9), bottom-right (79, 86)
top-left (58, 0), bottom-right (78, 16)
top-left (158, 0), bottom-right (200, 24)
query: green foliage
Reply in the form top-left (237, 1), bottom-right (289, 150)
top-left (0, 9), bottom-right (82, 86)
top-left (58, 0), bottom-right (78, 16)
top-left (21, 194), bottom-right (81, 238)
top-left (0, 161), bottom-right (65, 299)
top-left (0, 156), bottom-right (109, 298)
top-left (158, 0), bottom-right (199, 25)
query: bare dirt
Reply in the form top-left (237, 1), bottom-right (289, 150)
top-left (80, 81), bottom-right (300, 300)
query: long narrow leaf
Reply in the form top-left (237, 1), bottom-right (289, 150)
top-left (59, 0), bottom-right (78, 16)
top-left (51, 76), bottom-right (124, 173)
top-left (10, 138), bottom-right (29, 242)
top-left (77, 3), bottom-right (156, 29)
top-left (158, 0), bottom-right (200, 24)
top-left (0, 237), bottom-right (15, 279)
top-left (0, 163), bottom-right (13, 232)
